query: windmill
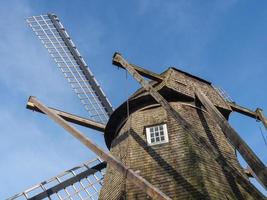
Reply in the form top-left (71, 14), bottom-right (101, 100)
top-left (8, 13), bottom-right (267, 200)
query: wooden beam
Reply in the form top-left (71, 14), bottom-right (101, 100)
top-left (256, 108), bottom-right (267, 130)
top-left (112, 53), bottom-right (266, 197)
top-left (27, 98), bottom-right (105, 132)
top-left (228, 102), bottom-right (258, 119)
top-left (112, 53), bottom-right (208, 135)
top-left (29, 96), bottom-right (171, 200)
top-left (113, 53), bottom-right (225, 158)
top-left (195, 90), bottom-right (267, 190)
top-left (113, 57), bottom-right (164, 82)
top-left (228, 102), bottom-right (267, 130)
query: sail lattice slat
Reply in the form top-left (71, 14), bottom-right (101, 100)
top-left (26, 14), bottom-right (113, 124)
top-left (8, 158), bottom-right (106, 200)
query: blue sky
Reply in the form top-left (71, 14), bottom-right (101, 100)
top-left (0, 0), bottom-right (267, 198)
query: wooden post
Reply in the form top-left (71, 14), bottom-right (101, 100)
top-left (29, 96), bottom-right (171, 200)
top-left (256, 108), bottom-right (267, 130)
top-left (195, 90), bottom-right (267, 190)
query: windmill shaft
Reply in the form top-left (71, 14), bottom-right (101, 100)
top-left (28, 96), bottom-right (171, 200)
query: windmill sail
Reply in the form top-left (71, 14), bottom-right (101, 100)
top-left (26, 14), bottom-right (113, 124)
top-left (8, 158), bottom-right (106, 200)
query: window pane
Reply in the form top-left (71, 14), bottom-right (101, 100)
top-left (146, 124), bottom-right (168, 145)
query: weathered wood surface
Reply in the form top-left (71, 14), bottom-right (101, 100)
top-left (27, 100), bottom-right (105, 132)
top-left (196, 90), bottom-right (267, 190)
top-left (113, 53), bottom-right (217, 144)
top-left (112, 53), bottom-right (266, 197)
top-left (228, 102), bottom-right (258, 119)
top-left (114, 56), bottom-right (164, 82)
top-left (28, 96), bottom-right (171, 200)
top-left (228, 102), bottom-right (267, 130)
top-left (256, 108), bottom-right (267, 130)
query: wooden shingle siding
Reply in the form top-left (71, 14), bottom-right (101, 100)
top-left (100, 68), bottom-right (264, 199)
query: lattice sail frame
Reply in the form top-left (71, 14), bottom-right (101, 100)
top-left (213, 86), bottom-right (233, 103)
top-left (8, 158), bottom-right (106, 200)
top-left (26, 14), bottom-right (113, 124)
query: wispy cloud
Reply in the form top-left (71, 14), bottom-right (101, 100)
top-left (0, 1), bottom-right (99, 198)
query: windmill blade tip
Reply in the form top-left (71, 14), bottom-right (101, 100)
top-left (112, 52), bottom-right (123, 66)
top-left (113, 52), bottom-right (121, 59)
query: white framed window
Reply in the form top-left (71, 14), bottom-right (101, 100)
top-left (146, 124), bottom-right (169, 145)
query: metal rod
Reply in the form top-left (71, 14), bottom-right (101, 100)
top-left (29, 96), bottom-right (171, 200)
top-left (195, 90), bottom-right (267, 190)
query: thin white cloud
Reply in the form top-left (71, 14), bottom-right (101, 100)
top-left (0, 1), bottom-right (99, 198)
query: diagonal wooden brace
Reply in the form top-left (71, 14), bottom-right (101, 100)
top-left (112, 52), bottom-right (266, 195)
top-left (28, 96), bottom-right (171, 200)
top-left (195, 90), bottom-right (267, 190)
top-left (113, 53), bottom-right (219, 147)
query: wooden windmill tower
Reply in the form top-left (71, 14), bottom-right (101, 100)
top-left (8, 13), bottom-right (267, 200)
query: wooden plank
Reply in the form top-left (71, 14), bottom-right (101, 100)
top-left (112, 53), bottom-right (266, 197)
top-left (113, 53), bottom-right (226, 160)
top-left (29, 96), bottom-right (171, 200)
top-left (256, 108), bottom-right (267, 130)
top-left (195, 90), bottom-right (267, 190)
top-left (27, 100), bottom-right (105, 132)
top-left (113, 53), bottom-right (201, 131)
